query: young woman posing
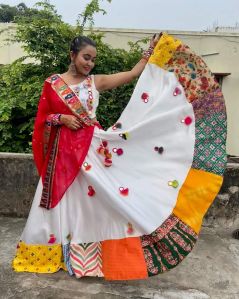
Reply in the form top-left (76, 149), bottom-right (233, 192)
top-left (13, 33), bottom-right (226, 280)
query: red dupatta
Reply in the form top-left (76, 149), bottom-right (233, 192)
top-left (32, 74), bottom-right (95, 209)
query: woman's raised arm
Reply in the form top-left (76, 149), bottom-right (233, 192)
top-left (94, 34), bottom-right (159, 92)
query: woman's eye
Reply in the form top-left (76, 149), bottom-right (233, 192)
top-left (83, 55), bottom-right (96, 63)
top-left (83, 56), bottom-right (91, 61)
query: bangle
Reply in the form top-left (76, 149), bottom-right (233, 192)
top-left (52, 113), bottom-right (62, 126)
top-left (58, 114), bottom-right (63, 125)
top-left (142, 46), bottom-right (154, 61)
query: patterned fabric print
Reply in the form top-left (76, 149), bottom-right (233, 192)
top-left (141, 214), bottom-right (179, 246)
top-left (63, 244), bottom-right (74, 276)
top-left (47, 113), bottom-right (62, 126)
top-left (192, 88), bottom-right (226, 120)
top-left (43, 119), bottom-right (52, 157)
top-left (164, 44), bottom-right (219, 102)
top-left (141, 215), bottom-right (198, 276)
top-left (191, 88), bottom-right (227, 175)
top-left (159, 39), bottom-right (227, 175)
top-left (12, 241), bottom-right (64, 273)
top-left (192, 111), bottom-right (227, 175)
top-left (40, 128), bottom-right (60, 209)
top-left (70, 243), bottom-right (103, 278)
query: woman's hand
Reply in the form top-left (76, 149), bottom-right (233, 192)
top-left (149, 33), bottom-right (161, 48)
top-left (141, 33), bottom-right (161, 61)
top-left (60, 114), bottom-right (83, 130)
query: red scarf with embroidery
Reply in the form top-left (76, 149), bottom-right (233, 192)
top-left (32, 74), bottom-right (95, 209)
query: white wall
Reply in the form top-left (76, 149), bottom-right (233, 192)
top-left (0, 23), bottom-right (26, 64)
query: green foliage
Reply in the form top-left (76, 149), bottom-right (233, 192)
top-left (78, 0), bottom-right (112, 29)
top-left (0, 4), bottom-right (17, 22)
top-left (0, 60), bottom-right (44, 152)
top-left (0, 2), bottom-right (39, 22)
top-left (0, 0), bottom-right (145, 153)
top-left (14, 2), bottom-right (77, 71)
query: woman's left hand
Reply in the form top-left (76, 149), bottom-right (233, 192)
top-left (150, 33), bottom-right (161, 48)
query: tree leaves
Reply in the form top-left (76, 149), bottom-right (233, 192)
top-left (77, 0), bottom-right (112, 29)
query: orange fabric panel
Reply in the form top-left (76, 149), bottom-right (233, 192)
top-left (102, 237), bottom-right (148, 280)
top-left (173, 168), bottom-right (223, 234)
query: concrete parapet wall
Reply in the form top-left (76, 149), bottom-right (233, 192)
top-left (0, 153), bottom-right (238, 229)
top-left (204, 162), bottom-right (239, 228)
top-left (0, 153), bottom-right (39, 217)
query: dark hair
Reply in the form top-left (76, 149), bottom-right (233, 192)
top-left (70, 36), bottom-right (96, 55)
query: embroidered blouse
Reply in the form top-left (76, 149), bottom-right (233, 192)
top-left (69, 75), bottom-right (99, 119)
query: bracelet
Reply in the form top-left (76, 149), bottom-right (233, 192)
top-left (52, 113), bottom-right (62, 126)
top-left (142, 46), bottom-right (154, 61)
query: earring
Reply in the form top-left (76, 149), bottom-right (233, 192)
top-left (69, 61), bottom-right (77, 75)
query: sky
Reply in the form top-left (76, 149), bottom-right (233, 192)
top-left (1, 0), bottom-right (239, 31)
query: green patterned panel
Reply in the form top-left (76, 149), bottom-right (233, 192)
top-left (192, 111), bottom-right (227, 176)
top-left (141, 215), bottom-right (198, 276)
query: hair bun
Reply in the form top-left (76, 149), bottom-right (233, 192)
top-left (70, 36), bottom-right (96, 54)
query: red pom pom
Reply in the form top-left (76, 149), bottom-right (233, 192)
top-left (141, 92), bottom-right (149, 100)
top-left (119, 187), bottom-right (129, 196)
top-left (104, 158), bottom-right (112, 167)
top-left (141, 92), bottom-right (149, 102)
top-left (83, 162), bottom-right (92, 171)
top-left (127, 223), bottom-right (134, 234)
top-left (102, 140), bottom-right (108, 147)
top-left (116, 148), bottom-right (123, 155)
top-left (173, 87), bottom-right (181, 96)
top-left (48, 234), bottom-right (56, 244)
top-left (88, 186), bottom-right (95, 196)
top-left (184, 116), bottom-right (192, 125)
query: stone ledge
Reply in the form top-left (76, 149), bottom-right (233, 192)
top-left (0, 153), bottom-right (38, 217)
top-left (0, 152), bottom-right (33, 159)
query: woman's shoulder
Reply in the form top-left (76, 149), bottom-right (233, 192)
top-left (45, 73), bottom-right (59, 83)
top-left (93, 74), bottom-right (104, 92)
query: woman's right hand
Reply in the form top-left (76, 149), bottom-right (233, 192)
top-left (60, 114), bottom-right (83, 130)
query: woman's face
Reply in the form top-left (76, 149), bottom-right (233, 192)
top-left (71, 45), bottom-right (97, 76)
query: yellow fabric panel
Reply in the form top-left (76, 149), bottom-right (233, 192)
top-left (148, 33), bottom-right (182, 68)
top-left (12, 241), bottom-right (65, 273)
top-left (173, 168), bottom-right (223, 234)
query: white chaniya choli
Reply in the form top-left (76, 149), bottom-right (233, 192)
top-left (21, 67), bottom-right (194, 245)
top-left (13, 34), bottom-right (226, 280)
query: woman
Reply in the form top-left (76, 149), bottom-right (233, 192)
top-left (13, 33), bottom-right (227, 280)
